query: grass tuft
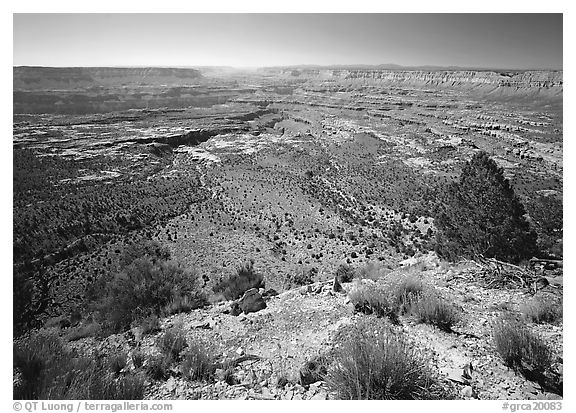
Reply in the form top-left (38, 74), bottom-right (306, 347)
top-left (326, 320), bottom-right (448, 399)
top-left (493, 316), bottom-right (552, 374)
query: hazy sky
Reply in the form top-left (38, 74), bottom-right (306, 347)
top-left (13, 14), bottom-right (563, 69)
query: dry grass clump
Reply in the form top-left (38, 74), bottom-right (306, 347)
top-left (157, 327), bottom-right (188, 361)
top-left (145, 355), bottom-right (171, 381)
top-left (493, 316), bottom-right (552, 374)
top-left (348, 282), bottom-right (399, 323)
top-left (520, 296), bottom-right (562, 324)
top-left (182, 343), bottom-right (215, 382)
top-left (393, 275), bottom-right (424, 313)
top-left (411, 291), bottom-right (460, 332)
top-left (326, 320), bottom-right (448, 399)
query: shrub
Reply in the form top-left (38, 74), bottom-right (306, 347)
top-left (493, 316), bottom-right (552, 374)
top-left (62, 359), bottom-right (146, 400)
top-left (131, 350), bottom-right (145, 369)
top-left (393, 275), bottom-right (424, 313)
top-left (521, 297), bottom-right (562, 324)
top-left (335, 264), bottom-right (355, 283)
top-left (119, 239), bottom-right (171, 267)
top-left (411, 291), bottom-right (460, 332)
top-left (162, 293), bottom-right (208, 316)
top-left (13, 330), bottom-right (70, 399)
top-left (95, 257), bottom-right (206, 333)
top-left (213, 260), bottom-right (264, 300)
top-left (136, 315), bottom-right (161, 336)
top-left (348, 282), bottom-right (399, 323)
top-left (108, 352), bottom-right (128, 375)
top-left (434, 151), bottom-right (537, 263)
top-left (65, 322), bottom-right (102, 341)
top-left (299, 355), bottom-right (329, 386)
top-left (326, 320), bottom-right (446, 399)
top-left (145, 355), bottom-right (171, 381)
top-left (285, 267), bottom-right (316, 289)
top-left (182, 343), bottom-right (214, 381)
top-left (356, 261), bottom-right (388, 280)
top-left (13, 330), bottom-right (145, 400)
top-left (157, 328), bottom-right (188, 361)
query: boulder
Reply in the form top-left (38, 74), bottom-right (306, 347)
top-left (238, 288), bottom-right (266, 314)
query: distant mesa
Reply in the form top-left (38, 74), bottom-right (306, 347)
top-left (13, 66), bottom-right (204, 90)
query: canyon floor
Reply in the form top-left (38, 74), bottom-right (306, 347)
top-left (13, 67), bottom-right (563, 400)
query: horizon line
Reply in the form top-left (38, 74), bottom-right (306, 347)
top-left (13, 64), bottom-right (563, 72)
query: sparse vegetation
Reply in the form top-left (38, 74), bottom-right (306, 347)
top-left (521, 296), bottom-right (562, 324)
top-left (355, 261), bottom-right (387, 281)
top-left (493, 316), bottom-right (552, 374)
top-left (348, 282), bottom-right (399, 323)
top-left (145, 355), bottom-right (171, 381)
top-left (182, 343), bottom-right (214, 382)
top-left (135, 314), bottom-right (161, 336)
top-left (393, 275), bottom-right (424, 313)
top-left (157, 327), bottom-right (188, 361)
top-left (326, 320), bottom-right (447, 399)
top-left (65, 321), bottom-right (102, 341)
top-left (93, 252), bottom-right (207, 333)
top-left (13, 330), bottom-right (145, 400)
top-left (411, 291), bottom-right (460, 332)
top-left (285, 267), bottom-right (316, 288)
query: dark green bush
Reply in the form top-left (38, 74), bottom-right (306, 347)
top-left (108, 352), bottom-right (128, 375)
top-left (131, 350), bottom-right (145, 369)
top-left (435, 151), bottom-right (537, 263)
top-left (213, 260), bottom-right (264, 300)
top-left (95, 257), bottom-right (207, 333)
top-left (335, 264), bottom-right (355, 283)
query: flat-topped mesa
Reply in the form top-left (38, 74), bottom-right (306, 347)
top-left (266, 67), bottom-right (563, 99)
top-left (13, 67), bottom-right (204, 90)
top-left (336, 69), bottom-right (563, 88)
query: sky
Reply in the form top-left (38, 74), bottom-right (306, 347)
top-left (13, 14), bottom-right (563, 70)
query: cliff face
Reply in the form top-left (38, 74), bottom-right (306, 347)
top-left (338, 69), bottom-right (563, 88)
top-left (13, 67), bottom-right (203, 90)
top-left (268, 68), bottom-right (563, 100)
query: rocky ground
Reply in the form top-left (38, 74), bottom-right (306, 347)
top-left (65, 254), bottom-right (563, 400)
